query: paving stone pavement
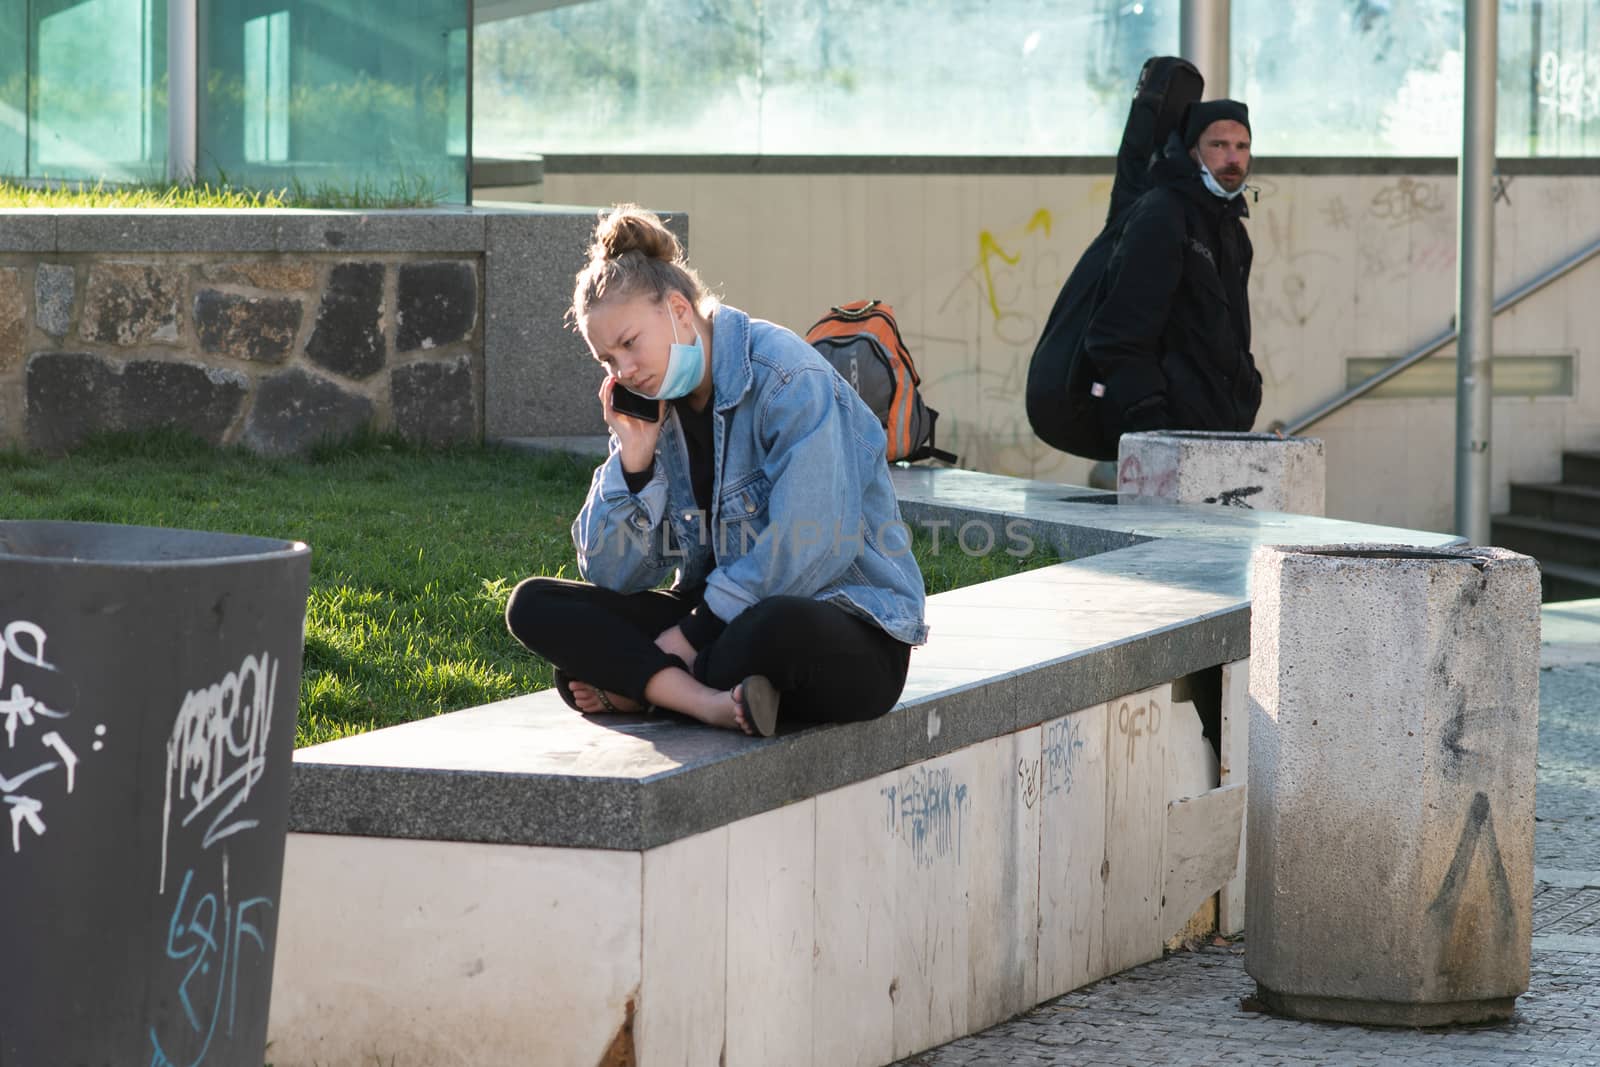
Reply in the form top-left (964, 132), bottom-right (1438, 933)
top-left (898, 602), bottom-right (1600, 1067)
top-left (896, 943), bottom-right (1600, 1067)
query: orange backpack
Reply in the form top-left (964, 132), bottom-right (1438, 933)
top-left (804, 300), bottom-right (956, 464)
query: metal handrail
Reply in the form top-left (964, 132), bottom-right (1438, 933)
top-left (1278, 235), bottom-right (1600, 436)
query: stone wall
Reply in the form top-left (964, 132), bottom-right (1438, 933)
top-left (0, 207), bottom-right (682, 455)
top-left (2, 254), bottom-right (479, 454)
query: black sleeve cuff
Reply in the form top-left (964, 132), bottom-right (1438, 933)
top-left (622, 459), bottom-right (656, 494)
top-left (677, 602), bottom-right (727, 649)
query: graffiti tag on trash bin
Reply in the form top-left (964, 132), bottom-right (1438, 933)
top-left (0, 619), bottom-right (107, 854)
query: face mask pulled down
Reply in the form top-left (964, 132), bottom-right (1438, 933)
top-left (1199, 159), bottom-right (1247, 201)
top-left (640, 307), bottom-right (706, 400)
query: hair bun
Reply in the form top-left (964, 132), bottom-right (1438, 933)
top-left (592, 204), bottom-right (682, 264)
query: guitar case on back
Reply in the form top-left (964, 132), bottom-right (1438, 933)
top-left (1024, 56), bottom-right (1204, 461)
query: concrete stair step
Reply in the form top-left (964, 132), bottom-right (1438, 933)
top-left (1539, 560), bottom-right (1600, 603)
top-left (1509, 482), bottom-right (1600, 527)
top-left (1561, 451), bottom-right (1600, 488)
top-left (1491, 514), bottom-right (1600, 571)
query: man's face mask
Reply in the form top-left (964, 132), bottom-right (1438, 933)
top-left (1199, 159), bottom-right (1246, 201)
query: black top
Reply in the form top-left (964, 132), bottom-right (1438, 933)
top-left (672, 396), bottom-right (715, 515)
top-left (621, 397), bottom-right (727, 650)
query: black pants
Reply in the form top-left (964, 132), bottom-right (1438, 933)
top-left (505, 577), bottom-right (912, 726)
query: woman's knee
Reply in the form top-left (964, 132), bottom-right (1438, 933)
top-left (504, 576), bottom-right (571, 645)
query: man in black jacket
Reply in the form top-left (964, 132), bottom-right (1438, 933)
top-left (1084, 99), bottom-right (1263, 440)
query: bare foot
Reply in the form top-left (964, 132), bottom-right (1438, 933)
top-left (569, 681), bottom-right (644, 714)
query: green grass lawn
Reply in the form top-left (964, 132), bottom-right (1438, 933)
top-left (0, 432), bottom-right (1062, 746)
top-left (0, 173), bottom-right (447, 210)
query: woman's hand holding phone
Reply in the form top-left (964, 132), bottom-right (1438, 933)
top-left (600, 376), bottom-right (663, 474)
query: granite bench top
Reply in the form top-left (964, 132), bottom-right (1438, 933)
top-left (288, 467), bottom-right (1462, 851)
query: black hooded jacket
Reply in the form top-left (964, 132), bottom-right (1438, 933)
top-left (1083, 143), bottom-right (1262, 435)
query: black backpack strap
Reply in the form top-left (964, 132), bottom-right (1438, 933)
top-left (914, 408), bottom-right (958, 465)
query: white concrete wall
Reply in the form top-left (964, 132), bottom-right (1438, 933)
top-left (542, 169), bottom-right (1600, 533)
top-left (267, 678), bottom-right (1247, 1066)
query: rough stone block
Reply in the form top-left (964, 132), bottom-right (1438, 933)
top-left (194, 290), bottom-right (303, 364)
top-left (305, 262), bottom-right (386, 380)
top-left (24, 353), bottom-right (114, 451)
top-left (202, 260), bottom-right (316, 291)
top-left (0, 268), bottom-right (23, 373)
top-left (244, 368), bottom-right (374, 456)
top-left (397, 260), bottom-right (478, 351)
top-left (119, 361), bottom-right (250, 442)
top-left (1118, 431), bottom-right (1326, 515)
top-left (392, 356), bottom-right (475, 445)
top-left (25, 352), bottom-right (247, 451)
top-left (81, 262), bottom-right (183, 346)
top-left (1245, 543), bottom-right (1541, 1026)
top-left (35, 264), bottom-right (74, 338)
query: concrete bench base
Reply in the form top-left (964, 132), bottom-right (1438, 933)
top-left (1252, 988), bottom-right (1519, 1028)
top-left (268, 677), bottom-right (1245, 1067)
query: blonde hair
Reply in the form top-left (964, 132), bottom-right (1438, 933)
top-left (570, 204), bottom-right (714, 331)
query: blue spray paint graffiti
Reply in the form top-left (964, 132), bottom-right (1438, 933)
top-left (1019, 718), bottom-right (1088, 809)
top-left (1042, 719), bottom-right (1087, 798)
top-left (881, 766), bottom-right (970, 867)
top-left (148, 857), bottom-right (274, 1067)
top-left (150, 652), bottom-right (283, 1067)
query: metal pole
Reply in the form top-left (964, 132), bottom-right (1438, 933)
top-left (1456, 0), bottom-right (1497, 544)
top-left (1180, 0), bottom-right (1231, 99)
top-left (24, 0), bottom-right (33, 178)
top-left (167, 0), bottom-right (197, 181)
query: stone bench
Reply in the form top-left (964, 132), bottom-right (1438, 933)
top-left (267, 468), bottom-right (1460, 1067)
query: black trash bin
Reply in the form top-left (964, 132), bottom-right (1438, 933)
top-left (0, 521), bottom-right (310, 1067)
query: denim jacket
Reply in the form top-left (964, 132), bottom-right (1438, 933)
top-left (573, 305), bottom-right (929, 646)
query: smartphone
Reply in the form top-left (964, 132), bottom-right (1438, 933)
top-left (609, 382), bottom-right (661, 423)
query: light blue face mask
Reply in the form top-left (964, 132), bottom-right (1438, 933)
top-left (641, 305), bottom-right (706, 400)
top-left (1199, 159), bottom-right (1246, 201)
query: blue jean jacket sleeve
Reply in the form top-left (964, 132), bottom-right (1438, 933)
top-left (702, 366), bottom-right (865, 623)
top-left (573, 437), bottom-right (675, 593)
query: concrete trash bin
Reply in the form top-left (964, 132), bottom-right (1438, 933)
top-left (1244, 543), bottom-right (1540, 1026)
top-left (1118, 430), bottom-right (1325, 515)
top-left (0, 520), bottom-right (310, 1067)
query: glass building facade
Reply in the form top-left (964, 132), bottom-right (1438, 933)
top-left (475, 0), bottom-right (1600, 158)
top-left (1, 0), bottom-right (170, 181)
top-left (3, 1), bottom-right (1597, 190)
top-left (1, 0), bottom-right (470, 202)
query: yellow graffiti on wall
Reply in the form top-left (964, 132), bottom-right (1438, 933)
top-left (977, 208), bottom-right (1053, 321)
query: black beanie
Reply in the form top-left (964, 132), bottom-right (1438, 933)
top-left (1184, 99), bottom-right (1251, 148)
